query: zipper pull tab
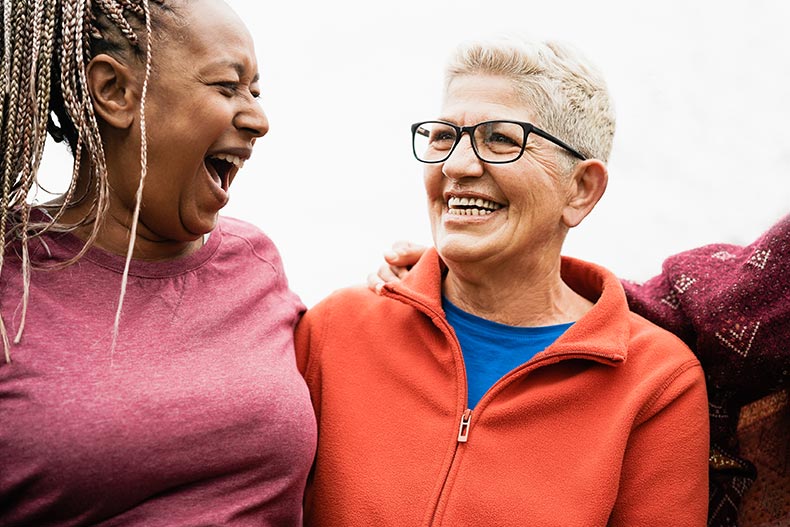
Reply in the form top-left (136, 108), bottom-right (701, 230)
top-left (457, 409), bottom-right (472, 443)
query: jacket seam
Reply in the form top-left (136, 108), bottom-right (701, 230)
top-left (222, 231), bottom-right (280, 276)
top-left (634, 358), bottom-right (702, 425)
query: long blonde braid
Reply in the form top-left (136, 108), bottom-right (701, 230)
top-left (0, 0), bottom-right (168, 363)
top-left (0, 0), bottom-right (41, 361)
top-left (110, 0), bottom-right (152, 357)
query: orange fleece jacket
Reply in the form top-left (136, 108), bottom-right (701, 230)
top-left (295, 250), bottom-right (709, 527)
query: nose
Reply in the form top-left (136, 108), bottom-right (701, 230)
top-left (442, 132), bottom-right (483, 179)
top-left (234, 99), bottom-right (269, 139)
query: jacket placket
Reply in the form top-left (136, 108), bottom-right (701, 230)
top-left (382, 287), bottom-right (621, 527)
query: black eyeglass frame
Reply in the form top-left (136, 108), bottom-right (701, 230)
top-left (411, 119), bottom-right (587, 164)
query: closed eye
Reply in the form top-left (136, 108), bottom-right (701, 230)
top-left (215, 82), bottom-right (261, 100)
top-left (214, 82), bottom-right (239, 97)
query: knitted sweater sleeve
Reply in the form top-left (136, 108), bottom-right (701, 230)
top-left (621, 214), bottom-right (790, 400)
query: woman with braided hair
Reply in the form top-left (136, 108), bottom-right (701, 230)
top-left (0, 0), bottom-right (316, 524)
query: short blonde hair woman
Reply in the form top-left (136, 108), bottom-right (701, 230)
top-left (297, 36), bottom-right (708, 526)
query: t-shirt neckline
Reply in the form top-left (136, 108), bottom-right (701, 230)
top-left (31, 209), bottom-right (223, 279)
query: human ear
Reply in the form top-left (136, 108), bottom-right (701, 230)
top-left (561, 159), bottom-right (608, 228)
top-left (86, 54), bottom-right (139, 129)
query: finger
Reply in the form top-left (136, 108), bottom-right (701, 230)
top-left (378, 263), bottom-right (400, 282)
top-left (366, 273), bottom-right (386, 294)
top-left (385, 243), bottom-right (427, 266)
top-left (392, 264), bottom-right (409, 279)
top-left (387, 240), bottom-right (422, 261)
top-left (391, 240), bottom-right (417, 253)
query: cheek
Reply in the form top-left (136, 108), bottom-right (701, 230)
top-left (140, 175), bottom-right (176, 213)
top-left (143, 153), bottom-right (197, 197)
top-left (503, 169), bottom-right (555, 206)
top-left (423, 167), bottom-right (444, 198)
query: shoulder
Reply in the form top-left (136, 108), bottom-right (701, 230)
top-left (297, 284), bottom-right (414, 347)
top-left (561, 255), bottom-right (700, 368)
top-left (561, 255), bottom-right (703, 394)
top-left (294, 285), bottom-right (380, 375)
top-left (621, 311), bottom-right (705, 415)
top-left (627, 310), bottom-right (700, 366)
top-left (301, 285), bottom-right (382, 324)
top-left (213, 216), bottom-right (305, 313)
top-left (215, 216), bottom-right (285, 272)
top-left (217, 215), bottom-right (273, 247)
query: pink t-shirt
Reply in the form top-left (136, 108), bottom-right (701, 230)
top-left (0, 216), bottom-right (316, 526)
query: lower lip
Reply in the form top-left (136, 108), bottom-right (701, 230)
top-left (205, 164), bottom-right (231, 206)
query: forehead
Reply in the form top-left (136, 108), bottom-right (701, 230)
top-left (155, 0), bottom-right (257, 71)
top-left (441, 74), bottom-right (536, 124)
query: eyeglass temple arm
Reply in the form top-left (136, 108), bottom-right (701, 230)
top-left (530, 127), bottom-right (586, 160)
top-left (413, 124), bottom-right (430, 138)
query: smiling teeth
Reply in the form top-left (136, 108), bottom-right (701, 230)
top-left (447, 196), bottom-right (503, 215)
top-left (210, 153), bottom-right (245, 169)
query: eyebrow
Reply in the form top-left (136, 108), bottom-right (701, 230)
top-left (209, 60), bottom-right (259, 83)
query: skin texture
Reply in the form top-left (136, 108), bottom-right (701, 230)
top-left (422, 73), bottom-right (607, 326)
top-left (65, 0), bottom-right (268, 260)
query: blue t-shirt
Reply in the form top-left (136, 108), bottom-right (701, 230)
top-left (443, 297), bottom-right (573, 409)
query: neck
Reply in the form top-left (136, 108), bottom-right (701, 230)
top-left (442, 256), bottom-right (592, 327)
top-left (50, 204), bottom-right (204, 260)
top-left (46, 161), bottom-right (203, 261)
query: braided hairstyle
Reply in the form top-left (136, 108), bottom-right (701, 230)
top-left (0, 0), bottom-right (175, 362)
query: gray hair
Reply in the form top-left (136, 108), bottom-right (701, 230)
top-left (444, 36), bottom-right (615, 166)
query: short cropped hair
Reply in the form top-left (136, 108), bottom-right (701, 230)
top-left (445, 36), bottom-right (616, 165)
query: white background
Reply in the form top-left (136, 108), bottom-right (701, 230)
top-left (40, 0), bottom-right (790, 307)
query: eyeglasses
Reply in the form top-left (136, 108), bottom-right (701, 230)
top-left (411, 120), bottom-right (586, 164)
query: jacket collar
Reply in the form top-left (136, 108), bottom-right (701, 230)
top-left (381, 248), bottom-right (631, 365)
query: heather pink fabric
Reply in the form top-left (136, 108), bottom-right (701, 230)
top-left (0, 215), bottom-right (316, 526)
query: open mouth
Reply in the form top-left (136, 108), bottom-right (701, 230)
top-left (205, 153), bottom-right (245, 191)
top-left (447, 196), bottom-right (504, 216)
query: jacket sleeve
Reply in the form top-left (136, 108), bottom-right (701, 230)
top-left (609, 360), bottom-right (710, 527)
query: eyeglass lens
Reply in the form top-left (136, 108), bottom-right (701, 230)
top-left (413, 121), bottom-right (526, 163)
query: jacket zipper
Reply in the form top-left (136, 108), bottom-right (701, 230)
top-left (381, 287), bottom-right (621, 526)
top-left (425, 409), bottom-right (471, 525)
top-left (457, 409), bottom-right (472, 442)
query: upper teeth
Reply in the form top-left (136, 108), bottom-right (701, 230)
top-left (448, 196), bottom-right (502, 213)
top-left (210, 153), bottom-right (244, 169)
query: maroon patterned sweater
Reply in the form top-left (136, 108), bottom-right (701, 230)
top-left (623, 214), bottom-right (789, 527)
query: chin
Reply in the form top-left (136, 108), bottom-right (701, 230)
top-left (183, 212), bottom-right (221, 239)
top-left (435, 234), bottom-right (495, 265)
